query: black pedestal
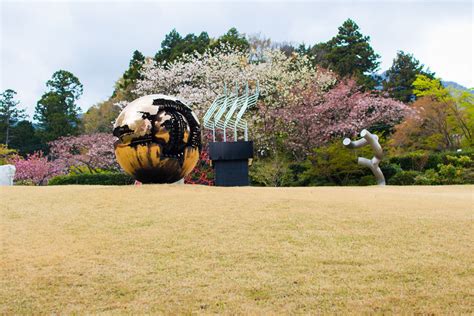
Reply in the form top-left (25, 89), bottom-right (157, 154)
top-left (209, 141), bottom-right (253, 186)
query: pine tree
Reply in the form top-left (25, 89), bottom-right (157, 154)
top-left (210, 27), bottom-right (249, 51)
top-left (155, 29), bottom-right (211, 63)
top-left (9, 120), bottom-right (42, 155)
top-left (0, 89), bottom-right (26, 146)
top-left (311, 19), bottom-right (380, 88)
top-left (114, 50), bottom-right (146, 100)
top-left (34, 70), bottom-right (83, 143)
top-left (383, 51), bottom-right (435, 103)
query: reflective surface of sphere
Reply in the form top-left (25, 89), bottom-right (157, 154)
top-left (113, 95), bottom-right (201, 183)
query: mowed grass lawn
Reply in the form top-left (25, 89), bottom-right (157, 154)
top-left (1, 185), bottom-right (473, 314)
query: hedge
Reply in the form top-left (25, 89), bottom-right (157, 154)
top-left (48, 172), bottom-right (134, 185)
top-left (389, 171), bottom-right (420, 185)
top-left (388, 150), bottom-right (474, 172)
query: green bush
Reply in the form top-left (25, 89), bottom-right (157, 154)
top-left (389, 150), bottom-right (474, 172)
top-left (380, 163), bottom-right (402, 181)
top-left (297, 141), bottom-right (373, 186)
top-left (48, 172), bottom-right (134, 185)
top-left (389, 151), bottom-right (436, 171)
top-left (68, 166), bottom-right (112, 175)
top-left (358, 175), bottom-right (376, 186)
top-left (461, 169), bottom-right (474, 183)
top-left (250, 154), bottom-right (298, 187)
top-left (14, 179), bottom-right (35, 186)
top-left (414, 169), bottom-right (440, 185)
top-left (389, 171), bottom-right (420, 185)
top-left (248, 148), bottom-right (474, 187)
top-left (0, 144), bottom-right (17, 165)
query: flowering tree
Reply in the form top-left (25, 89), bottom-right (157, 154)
top-left (267, 79), bottom-right (408, 160)
top-left (134, 45), bottom-right (336, 112)
top-left (10, 151), bottom-right (63, 185)
top-left (49, 133), bottom-right (119, 173)
top-left (134, 45), bottom-right (336, 149)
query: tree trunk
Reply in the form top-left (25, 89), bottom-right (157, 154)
top-left (5, 124), bottom-right (9, 146)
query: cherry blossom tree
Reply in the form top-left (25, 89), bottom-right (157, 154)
top-left (49, 133), bottom-right (119, 173)
top-left (10, 151), bottom-right (63, 185)
top-left (267, 79), bottom-right (408, 159)
top-left (134, 45), bottom-right (335, 114)
top-left (133, 45), bottom-right (337, 151)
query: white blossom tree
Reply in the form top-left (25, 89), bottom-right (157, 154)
top-left (133, 45), bottom-right (337, 148)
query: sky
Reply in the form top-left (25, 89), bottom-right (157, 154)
top-left (1, 0), bottom-right (473, 117)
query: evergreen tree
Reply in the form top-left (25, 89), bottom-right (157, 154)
top-left (34, 70), bottom-right (83, 143)
top-left (311, 19), bottom-right (380, 88)
top-left (123, 50), bottom-right (145, 84)
top-left (180, 32), bottom-right (210, 56)
top-left (295, 43), bottom-right (310, 56)
top-left (155, 29), bottom-right (183, 63)
top-left (210, 27), bottom-right (249, 51)
top-left (0, 89), bottom-right (26, 146)
top-left (114, 50), bottom-right (146, 100)
top-left (9, 120), bottom-right (43, 155)
top-left (383, 51), bottom-right (435, 103)
top-left (155, 29), bottom-right (210, 63)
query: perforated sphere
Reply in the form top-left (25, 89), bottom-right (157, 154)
top-left (113, 94), bottom-right (201, 183)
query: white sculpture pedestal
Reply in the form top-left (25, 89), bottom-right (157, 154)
top-left (0, 165), bottom-right (16, 186)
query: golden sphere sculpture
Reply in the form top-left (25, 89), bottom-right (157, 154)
top-left (113, 94), bottom-right (201, 183)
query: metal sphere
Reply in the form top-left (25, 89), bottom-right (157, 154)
top-left (113, 94), bottom-right (201, 183)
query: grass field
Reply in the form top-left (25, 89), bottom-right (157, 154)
top-left (1, 185), bottom-right (473, 314)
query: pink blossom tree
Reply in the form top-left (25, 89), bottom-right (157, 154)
top-left (10, 151), bottom-right (64, 185)
top-left (267, 79), bottom-right (409, 160)
top-left (49, 133), bottom-right (119, 173)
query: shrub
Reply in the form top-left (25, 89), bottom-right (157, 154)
top-left (389, 170), bottom-right (420, 185)
top-left (461, 169), bottom-right (474, 183)
top-left (446, 155), bottom-right (473, 167)
top-left (67, 165), bottom-right (111, 175)
top-left (0, 145), bottom-right (17, 165)
top-left (184, 149), bottom-right (214, 185)
top-left (250, 154), bottom-right (297, 187)
top-left (389, 151), bottom-right (431, 171)
top-left (414, 169), bottom-right (440, 185)
top-left (389, 150), bottom-right (474, 172)
top-left (358, 175), bottom-right (376, 186)
top-left (48, 172), bottom-right (134, 185)
top-left (380, 163), bottom-right (402, 181)
top-left (298, 141), bottom-right (373, 186)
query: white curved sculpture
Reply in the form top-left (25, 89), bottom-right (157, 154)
top-left (0, 164), bottom-right (16, 186)
top-left (343, 129), bottom-right (385, 185)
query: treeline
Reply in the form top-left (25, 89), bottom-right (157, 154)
top-left (0, 20), bottom-right (440, 154)
top-left (1, 19), bottom-right (473, 186)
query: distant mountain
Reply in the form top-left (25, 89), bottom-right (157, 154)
top-left (373, 73), bottom-right (473, 95)
top-left (442, 81), bottom-right (473, 94)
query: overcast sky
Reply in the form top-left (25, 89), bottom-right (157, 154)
top-left (1, 0), bottom-right (473, 116)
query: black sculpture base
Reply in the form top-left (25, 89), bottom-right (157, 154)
top-left (209, 141), bottom-right (253, 186)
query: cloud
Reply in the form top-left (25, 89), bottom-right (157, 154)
top-left (1, 0), bottom-right (472, 117)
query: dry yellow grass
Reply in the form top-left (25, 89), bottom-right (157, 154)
top-left (1, 185), bottom-right (473, 314)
